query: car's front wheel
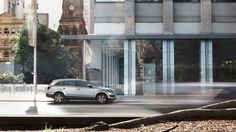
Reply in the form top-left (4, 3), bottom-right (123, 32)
top-left (96, 93), bottom-right (108, 104)
top-left (54, 92), bottom-right (65, 103)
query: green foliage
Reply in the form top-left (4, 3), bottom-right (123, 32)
top-left (0, 71), bottom-right (24, 84)
top-left (11, 24), bottom-right (75, 84)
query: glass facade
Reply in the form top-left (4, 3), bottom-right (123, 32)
top-left (85, 39), bottom-right (236, 95)
top-left (85, 40), bottom-right (125, 95)
top-left (136, 40), bottom-right (162, 95)
top-left (213, 40), bottom-right (236, 82)
top-left (174, 40), bottom-right (200, 82)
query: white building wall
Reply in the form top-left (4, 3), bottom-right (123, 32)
top-left (136, 23), bottom-right (163, 34)
top-left (174, 23), bottom-right (200, 34)
top-left (212, 23), bottom-right (236, 33)
top-left (15, 0), bottom-right (24, 19)
top-left (4, 0), bottom-right (24, 19)
top-left (94, 23), bottom-right (125, 34)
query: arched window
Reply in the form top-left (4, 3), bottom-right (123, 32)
top-left (4, 28), bottom-right (9, 34)
top-left (11, 28), bottom-right (16, 34)
top-left (72, 26), bottom-right (77, 35)
top-left (4, 51), bottom-right (10, 58)
top-left (64, 26), bottom-right (70, 35)
top-left (69, 10), bottom-right (74, 17)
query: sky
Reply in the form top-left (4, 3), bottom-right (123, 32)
top-left (0, 0), bottom-right (63, 31)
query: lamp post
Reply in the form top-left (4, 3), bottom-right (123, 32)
top-left (31, 0), bottom-right (37, 102)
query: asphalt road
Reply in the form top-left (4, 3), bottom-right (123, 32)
top-left (0, 99), bottom-right (213, 117)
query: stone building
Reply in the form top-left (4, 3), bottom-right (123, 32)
top-left (58, 0), bottom-right (87, 78)
top-left (0, 12), bottom-right (24, 74)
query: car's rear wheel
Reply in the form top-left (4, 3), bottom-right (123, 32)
top-left (54, 92), bottom-right (65, 103)
top-left (96, 93), bottom-right (108, 104)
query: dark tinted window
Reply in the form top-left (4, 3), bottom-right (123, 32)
top-left (77, 81), bottom-right (89, 87)
top-left (54, 81), bottom-right (64, 86)
top-left (63, 80), bottom-right (77, 86)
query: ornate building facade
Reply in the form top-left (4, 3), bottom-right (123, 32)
top-left (0, 12), bottom-right (24, 73)
top-left (58, 0), bottom-right (87, 78)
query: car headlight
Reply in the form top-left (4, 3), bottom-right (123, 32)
top-left (106, 89), bottom-right (114, 94)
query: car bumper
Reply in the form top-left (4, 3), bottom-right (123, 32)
top-left (46, 93), bottom-right (53, 98)
top-left (108, 95), bottom-right (116, 100)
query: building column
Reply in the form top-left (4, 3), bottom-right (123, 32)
top-left (124, 40), bottom-right (136, 96)
top-left (124, 0), bottom-right (135, 96)
top-left (163, 0), bottom-right (173, 34)
top-left (200, 40), bottom-right (213, 94)
top-left (128, 40), bottom-right (136, 96)
top-left (124, 41), bottom-right (129, 95)
top-left (201, 0), bottom-right (212, 33)
top-left (163, 40), bottom-right (175, 95)
top-left (88, 0), bottom-right (95, 34)
top-left (125, 0), bottom-right (135, 34)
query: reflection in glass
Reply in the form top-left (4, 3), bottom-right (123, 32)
top-left (213, 40), bottom-right (236, 82)
top-left (175, 40), bottom-right (200, 82)
top-left (136, 40), bottom-right (162, 95)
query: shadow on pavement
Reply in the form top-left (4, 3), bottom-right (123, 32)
top-left (47, 100), bottom-right (116, 105)
top-left (214, 87), bottom-right (236, 99)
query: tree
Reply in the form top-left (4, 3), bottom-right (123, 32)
top-left (11, 24), bottom-right (75, 84)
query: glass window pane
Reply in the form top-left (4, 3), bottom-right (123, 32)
top-left (174, 40), bottom-right (200, 82)
top-left (136, 40), bottom-right (162, 95)
top-left (213, 40), bottom-right (236, 82)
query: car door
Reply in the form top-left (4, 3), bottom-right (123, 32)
top-left (76, 81), bottom-right (94, 99)
top-left (61, 80), bottom-right (78, 98)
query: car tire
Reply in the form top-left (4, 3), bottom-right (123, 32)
top-left (96, 93), bottom-right (108, 104)
top-left (54, 92), bottom-right (65, 103)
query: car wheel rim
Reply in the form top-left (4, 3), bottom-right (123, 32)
top-left (97, 95), bottom-right (107, 103)
top-left (55, 94), bottom-right (63, 103)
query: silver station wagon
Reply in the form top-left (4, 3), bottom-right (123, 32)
top-left (46, 79), bottom-right (116, 104)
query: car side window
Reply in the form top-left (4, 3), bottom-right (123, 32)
top-left (63, 80), bottom-right (77, 86)
top-left (77, 81), bottom-right (89, 87)
top-left (54, 81), bottom-right (64, 86)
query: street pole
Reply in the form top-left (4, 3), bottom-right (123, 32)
top-left (32, 0), bottom-right (37, 102)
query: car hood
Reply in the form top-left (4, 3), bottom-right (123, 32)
top-left (97, 86), bottom-right (113, 91)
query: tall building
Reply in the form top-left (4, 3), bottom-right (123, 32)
top-left (4, 0), bottom-right (25, 19)
top-left (58, 0), bottom-right (87, 78)
top-left (64, 0), bottom-right (236, 96)
top-left (0, 12), bottom-right (24, 74)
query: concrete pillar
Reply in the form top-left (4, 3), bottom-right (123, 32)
top-left (200, 40), bottom-right (213, 94)
top-left (125, 0), bottom-right (135, 35)
top-left (163, 0), bottom-right (173, 34)
top-left (102, 43), bottom-right (105, 86)
top-left (162, 40), bottom-right (175, 95)
top-left (128, 40), bottom-right (136, 96)
top-left (88, 0), bottom-right (95, 34)
top-left (124, 41), bottom-right (129, 95)
top-left (201, 0), bottom-right (212, 33)
top-left (105, 45), bottom-right (109, 87)
top-left (124, 0), bottom-right (135, 96)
